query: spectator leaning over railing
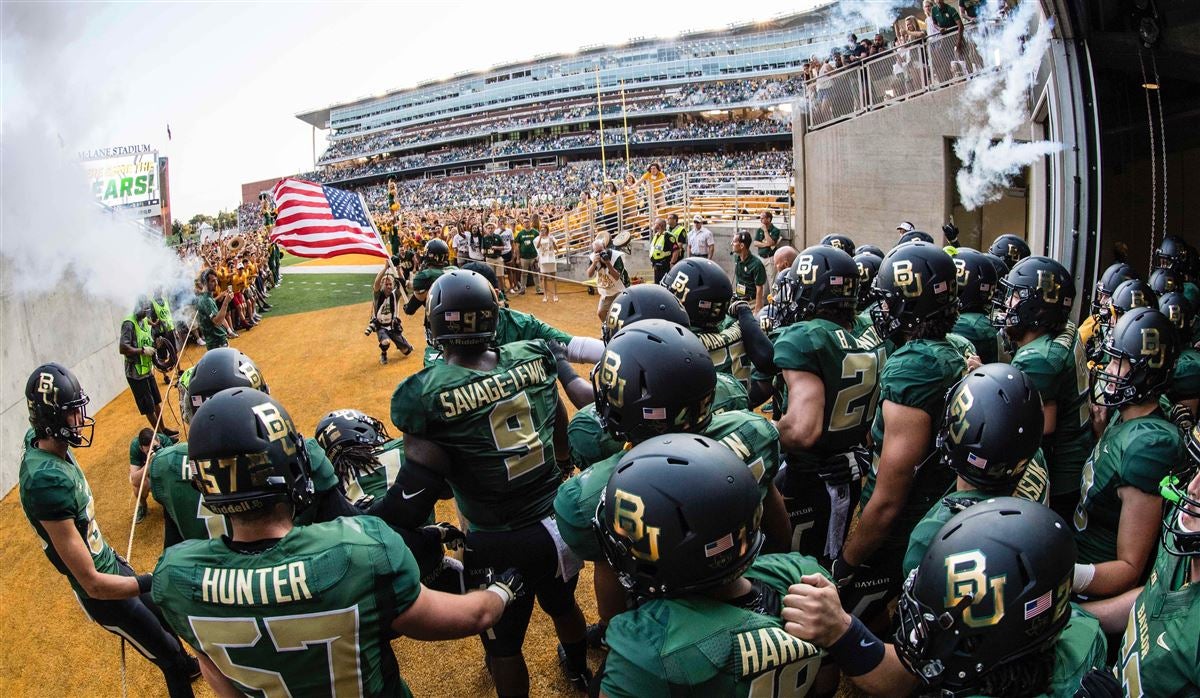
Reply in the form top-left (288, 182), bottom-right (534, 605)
top-left (638, 162), bottom-right (667, 216)
top-left (931, 0), bottom-right (965, 50)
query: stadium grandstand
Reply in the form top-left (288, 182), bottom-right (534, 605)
top-left (253, 5), bottom-right (868, 249)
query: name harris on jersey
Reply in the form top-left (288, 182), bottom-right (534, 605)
top-left (436, 358), bottom-right (550, 419)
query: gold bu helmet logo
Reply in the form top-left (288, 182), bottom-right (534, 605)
top-left (944, 550), bottom-right (1007, 628)
top-left (795, 254), bottom-right (818, 285)
top-left (893, 260), bottom-right (924, 298)
top-left (612, 489), bottom-right (661, 561)
top-left (857, 261), bottom-right (870, 282)
top-left (946, 384), bottom-right (974, 444)
top-left (1141, 328), bottom-right (1164, 369)
top-left (1035, 270), bottom-right (1061, 304)
top-left (954, 258), bottom-right (970, 287)
top-left (667, 271), bottom-right (690, 303)
top-left (597, 350), bottom-right (627, 407)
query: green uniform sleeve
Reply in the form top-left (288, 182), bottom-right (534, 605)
top-left (903, 498), bottom-right (960, 578)
top-left (567, 406), bottom-right (623, 470)
top-left (1169, 349), bottom-right (1200, 401)
top-left (304, 438), bottom-right (340, 493)
top-left (601, 616), bottom-right (670, 698)
top-left (129, 437), bottom-right (142, 466)
top-left (365, 517), bottom-right (423, 615)
top-left (1118, 420), bottom-right (1182, 494)
top-left (713, 372), bottom-right (750, 413)
top-left (503, 308), bottom-right (572, 345)
top-left (23, 469), bottom-right (78, 521)
top-left (391, 373), bottom-right (430, 436)
top-left (1011, 338), bottom-right (1058, 400)
top-left (743, 553), bottom-right (830, 593)
top-left (880, 345), bottom-right (952, 409)
top-left (196, 294), bottom-right (217, 321)
top-left (1047, 606), bottom-right (1107, 698)
top-left (772, 323), bottom-right (827, 375)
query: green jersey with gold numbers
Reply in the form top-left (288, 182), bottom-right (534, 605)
top-left (424, 307), bottom-right (572, 366)
top-left (1116, 545), bottom-right (1200, 697)
top-left (555, 410), bottom-right (780, 561)
top-left (902, 449), bottom-right (1050, 577)
top-left (1011, 324), bottom-right (1095, 497)
top-left (772, 318), bottom-right (885, 470)
top-left (860, 338), bottom-right (970, 542)
top-left (343, 438), bottom-right (406, 504)
top-left (694, 318), bottom-right (754, 392)
top-left (18, 429), bottom-right (119, 597)
top-left (952, 312), bottom-right (1003, 364)
top-left (392, 340), bottom-right (561, 531)
top-left (601, 553), bottom-right (828, 698)
top-left (1073, 410), bottom-right (1182, 565)
top-left (152, 516), bottom-right (421, 698)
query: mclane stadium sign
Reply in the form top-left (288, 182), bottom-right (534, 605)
top-left (81, 144), bottom-right (171, 231)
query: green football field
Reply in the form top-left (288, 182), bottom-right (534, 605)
top-left (267, 273), bottom-right (375, 316)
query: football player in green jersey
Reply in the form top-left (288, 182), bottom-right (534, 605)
top-left (661, 257), bottom-right (776, 401)
top-left (903, 363), bottom-right (1050, 577)
top-left (19, 363), bottom-right (199, 697)
top-left (404, 237), bottom-right (453, 312)
top-left (838, 241), bottom-right (970, 626)
top-left (1082, 425), bottom-right (1200, 697)
top-left (1160, 292), bottom-right (1199, 418)
top-left (784, 497), bottom-right (1106, 698)
top-left (989, 233), bottom-right (1032, 270)
top-left (994, 256), bottom-right (1096, 519)
top-left (154, 388), bottom-right (520, 698)
top-left (952, 247), bottom-right (1004, 363)
top-left (1082, 262), bottom-right (1140, 365)
top-left (1073, 308), bottom-right (1183, 599)
top-left (1155, 235), bottom-right (1200, 310)
top-left (596, 435), bottom-right (831, 698)
top-left (555, 319), bottom-right (790, 648)
top-left (773, 246), bottom-right (883, 563)
top-left (314, 409), bottom-right (407, 505)
top-left (375, 269), bottom-right (591, 696)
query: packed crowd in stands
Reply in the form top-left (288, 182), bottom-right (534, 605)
top-left (313, 117), bottom-right (788, 183)
top-left (319, 76), bottom-right (804, 163)
top-left (171, 231), bottom-right (282, 348)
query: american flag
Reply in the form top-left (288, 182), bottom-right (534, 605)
top-left (1023, 590), bottom-right (1052, 620)
top-left (704, 533), bottom-right (734, 558)
top-left (269, 178), bottom-right (389, 259)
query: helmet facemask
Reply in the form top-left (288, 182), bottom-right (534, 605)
top-left (1160, 463), bottom-right (1200, 558)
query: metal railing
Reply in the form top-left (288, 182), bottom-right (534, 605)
top-left (547, 170), bottom-right (792, 256)
top-left (804, 23), bottom-right (992, 130)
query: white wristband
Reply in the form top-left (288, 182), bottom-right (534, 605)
top-left (1072, 563), bottom-right (1096, 594)
top-left (567, 336), bottom-right (604, 364)
top-left (485, 583), bottom-right (514, 607)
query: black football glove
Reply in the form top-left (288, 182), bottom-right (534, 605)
top-left (1073, 669), bottom-right (1121, 698)
top-left (1168, 403), bottom-right (1195, 434)
top-left (486, 567), bottom-right (526, 606)
top-left (941, 223), bottom-right (960, 246)
top-left (547, 340), bottom-right (569, 363)
top-left (728, 299), bottom-right (752, 318)
top-left (422, 522), bottom-right (465, 552)
top-left (830, 555), bottom-right (860, 589)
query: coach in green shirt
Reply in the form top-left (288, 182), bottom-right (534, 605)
top-left (733, 231), bottom-right (768, 314)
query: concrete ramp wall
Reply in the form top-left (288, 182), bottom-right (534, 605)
top-left (1, 258), bottom-right (128, 496)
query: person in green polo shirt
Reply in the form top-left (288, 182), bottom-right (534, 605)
top-left (754, 210), bottom-right (781, 287)
top-left (515, 216), bottom-right (540, 294)
top-left (194, 269), bottom-right (231, 350)
top-left (733, 231), bottom-right (768, 314)
top-left (128, 428), bottom-right (173, 524)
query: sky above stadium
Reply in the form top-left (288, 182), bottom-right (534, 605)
top-left (2, 1), bottom-right (825, 220)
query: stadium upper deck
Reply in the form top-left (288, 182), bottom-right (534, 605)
top-left (296, 5), bottom-right (851, 158)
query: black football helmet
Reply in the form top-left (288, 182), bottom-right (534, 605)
top-left (592, 320), bottom-right (716, 444)
top-left (1159, 425), bottom-right (1200, 557)
top-left (1159, 291), bottom-right (1196, 341)
top-left (1154, 235), bottom-right (1192, 273)
top-left (188, 388), bottom-right (314, 516)
top-left (952, 248), bottom-right (999, 313)
top-left (938, 363), bottom-right (1043, 488)
top-left (661, 258), bottom-right (733, 332)
top-left (1148, 268), bottom-right (1182, 296)
top-left (1092, 308), bottom-right (1179, 408)
top-left (982, 253), bottom-right (1010, 288)
top-left (1108, 279), bottom-right (1157, 325)
top-left (992, 256), bottom-right (1075, 336)
top-left (422, 238), bottom-right (449, 268)
top-left (779, 245), bottom-right (859, 324)
top-left (1091, 262), bottom-right (1140, 320)
top-left (988, 234), bottom-right (1031, 270)
top-left (25, 363), bottom-right (95, 447)
top-left (855, 244), bottom-right (885, 258)
top-left (183, 348), bottom-right (268, 423)
top-left (426, 269), bottom-right (498, 348)
top-left (820, 233), bottom-right (857, 254)
top-left (315, 409), bottom-right (390, 463)
top-left (897, 230), bottom-right (935, 246)
top-left (853, 251), bottom-right (883, 310)
top-left (594, 433), bottom-right (764, 597)
top-left (602, 284), bottom-right (689, 343)
top-left (896, 497), bottom-right (1074, 694)
top-left (870, 241), bottom-right (959, 342)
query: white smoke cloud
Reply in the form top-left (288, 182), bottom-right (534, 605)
top-left (1, 4), bottom-right (197, 311)
top-left (831, 0), bottom-right (915, 34)
top-left (953, 1), bottom-right (1062, 210)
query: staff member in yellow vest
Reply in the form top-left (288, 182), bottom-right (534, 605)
top-left (118, 300), bottom-right (178, 438)
top-left (648, 218), bottom-right (679, 284)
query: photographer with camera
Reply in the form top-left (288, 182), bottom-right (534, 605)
top-left (369, 263), bottom-right (413, 364)
top-left (586, 239), bottom-right (628, 322)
